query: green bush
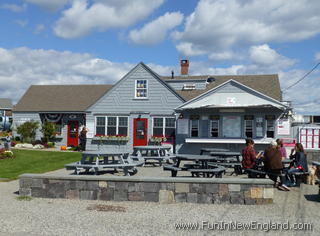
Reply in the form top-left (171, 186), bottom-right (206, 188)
top-left (47, 142), bottom-right (55, 148)
top-left (41, 121), bottom-right (56, 143)
top-left (16, 121), bottom-right (39, 143)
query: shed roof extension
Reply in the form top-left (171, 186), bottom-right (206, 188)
top-left (162, 74), bottom-right (282, 101)
top-left (13, 85), bottom-right (112, 112)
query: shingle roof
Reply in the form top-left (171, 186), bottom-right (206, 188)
top-left (13, 85), bottom-right (112, 112)
top-left (161, 74), bottom-right (282, 101)
top-left (0, 98), bottom-right (13, 109)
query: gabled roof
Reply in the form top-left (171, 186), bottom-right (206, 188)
top-left (162, 74), bottom-right (282, 101)
top-left (0, 98), bottom-right (13, 109)
top-left (176, 79), bottom-right (288, 111)
top-left (13, 85), bottom-right (112, 112)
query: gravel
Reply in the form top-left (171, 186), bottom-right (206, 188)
top-left (0, 168), bottom-right (319, 236)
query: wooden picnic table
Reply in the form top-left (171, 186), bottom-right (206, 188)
top-left (200, 148), bottom-right (230, 155)
top-left (163, 154), bottom-right (226, 178)
top-left (65, 151), bottom-right (144, 176)
top-left (132, 145), bottom-right (174, 165)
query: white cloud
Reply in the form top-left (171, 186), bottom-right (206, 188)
top-left (34, 24), bottom-right (45, 34)
top-left (129, 12), bottom-right (183, 45)
top-left (0, 3), bottom-right (27, 12)
top-left (24, 0), bottom-right (69, 11)
top-left (174, 0), bottom-right (320, 58)
top-left (176, 42), bottom-right (205, 57)
top-left (14, 19), bottom-right (28, 27)
top-left (0, 47), bottom-right (134, 102)
top-left (249, 44), bottom-right (295, 69)
top-left (54, 0), bottom-right (164, 39)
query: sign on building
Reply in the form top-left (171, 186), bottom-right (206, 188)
top-left (277, 119), bottom-right (290, 135)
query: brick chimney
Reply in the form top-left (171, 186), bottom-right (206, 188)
top-left (180, 59), bottom-right (189, 75)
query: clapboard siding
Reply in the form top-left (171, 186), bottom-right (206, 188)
top-left (88, 64), bottom-right (184, 114)
top-left (166, 80), bottom-right (207, 90)
top-left (86, 63), bottom-right (184, 151)
top-left (12, 112), bottom-right (42, 140)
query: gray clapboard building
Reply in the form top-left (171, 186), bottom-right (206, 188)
top-left (13, 60), bottom-right (289, 153)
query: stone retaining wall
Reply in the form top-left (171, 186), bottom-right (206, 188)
top-left (19, 174), bottom-right (274, 205)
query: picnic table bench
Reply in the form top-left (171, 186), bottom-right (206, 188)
top-left (200, 148), bottom-right (230, 155)
top-left (163, 154), bottom-right (226, 178)
top-left (65, 151), bottom-right (144, 176)
top-left (132, 145), bottom-right (175, 165)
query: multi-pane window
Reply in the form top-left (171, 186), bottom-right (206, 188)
top-left (244, 115), bottom-right (254, 138)
top-left (165, 118), bottom-right (175, 137)
top-left (135, 80), bottom-right (147, 98)
top-left (191, 119), bottom-right (199, 137)
top-left (265, 115), bottom-right (275, 138)
top-left (107, 117), bottom-right (117, 135)
top-left (118, 117), bottom-right (128, 136)
top-left (209, 115), bottom-right (219, 137)
top-left (153, 118), bottom-right (163, 136)
top-left (96, 117), bottom-right (106, 135)
top-left (95, 116), bottom-right (128, 136)
top-left (255, 117), bottom-right (264, 138)
top-left (152, 117), bottom-right (175, 138)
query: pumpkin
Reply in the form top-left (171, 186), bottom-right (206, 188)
top-left (60, 146), bottom-right (67, 151)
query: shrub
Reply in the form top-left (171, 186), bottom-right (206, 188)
top-left (47, 142), bottom-right (55, 148)
top-left (41, 121), bottom-right (56, 143)
top-left (0, 149), bottom-right (14, 159)
top-left (16, 121), bottom-right (39, 143)
top-left (14, 136), bottom-right (21, 142)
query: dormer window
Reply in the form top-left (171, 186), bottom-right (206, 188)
top-left (135, 80), bottom-right (148, 99)
top-left (182, 83), bottom-right (196, 90)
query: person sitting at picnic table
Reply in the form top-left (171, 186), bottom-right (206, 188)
top-left (276, 139), bottom-right (287, 160)
top-left (241, 138), bottom-right (262, 170)
top-left (263, 140), bottom-right (289, 191)
top-left (285, 143), bottom-right (308, 187)
top-left (79, 126), bottom-right (88, 151)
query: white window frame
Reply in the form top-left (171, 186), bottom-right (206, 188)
top-left (95, 116), bottom-right (106, 136)
top-left (152, 117), bottom-right (176, 136)
top-left (190, 119), bottom-right (199, 137)
top-left (95, 116), bottom-right (129, 136)
top-left (266, 119), bottom-right (275, 138)
top-left (209, 120), bottom-right (219, 138)
top-left (135, 80), bottom-right (148, 99)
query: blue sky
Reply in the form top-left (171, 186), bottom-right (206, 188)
top-left (0, 0), bottom-right (319, 114)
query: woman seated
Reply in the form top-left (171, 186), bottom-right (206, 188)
top-left (286, 143), bottom-right (308, 186)
top-left (242, 138), bottom-right (262, 171)
top-left (263, 140), bottom-right (289, 190)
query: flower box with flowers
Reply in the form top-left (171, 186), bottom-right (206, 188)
top-left (149, 136), bottom-right (167, 145)
top-left (93, 135), bottom-right (130, 142)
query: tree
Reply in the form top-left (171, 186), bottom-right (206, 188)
top-left (16, 121), bottom-right (39, 143)
top-left (41, 121), bottom-right (56, 143)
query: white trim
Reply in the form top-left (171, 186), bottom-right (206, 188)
top-left (185, 138), bottom-right (274, 144)
top-left (190, 119), bottom-right (199, 137)
top-left (94, 116), bottom-right (129, 136)
top-left (152, 117), bottom-right (176, 136)
top-left (134, 79), bottom-right (148, 99)
top-left (175, 79), bottom-right (288, 110)
top-left (209, 119), bottom-right (219, 138)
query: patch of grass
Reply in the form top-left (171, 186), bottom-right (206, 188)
top-left (16, 196), bottom-right (32, 201)
top-left (0, 149), bottom-right (81, 180)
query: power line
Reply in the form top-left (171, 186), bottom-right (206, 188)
top-left (284, 62), bottom-right (320, 91)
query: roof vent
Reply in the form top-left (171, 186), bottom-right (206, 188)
top-left (206, 77), bottom-right (215, 83)
top-left (182, 84), bottom-right (196, 90)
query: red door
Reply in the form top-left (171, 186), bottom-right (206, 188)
top-left (133, 118), bottom-right (148, 146)
top-left (67, 121), bottom-right (79, 146)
